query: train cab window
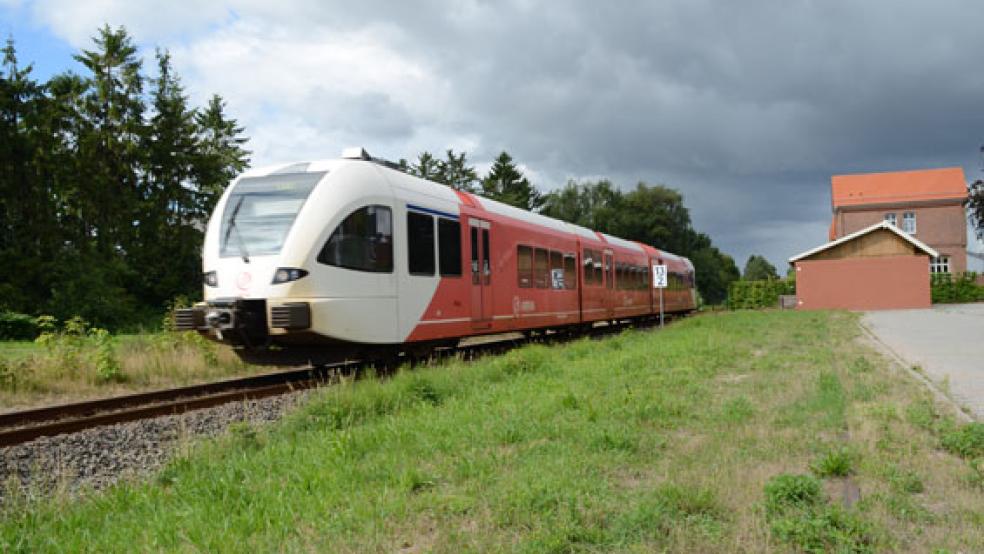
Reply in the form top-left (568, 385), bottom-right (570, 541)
top-left (550, 251), bottom-right (563, 289)
top-left (564, 254), bottom-right (577, 290)
top-left (534, 248), bottom-right (549, 288)
top-left (407, 211), bottom-right (435, 276)
top-left (517, 245), bottom-right (533, 288)
top-left (438, 218), bottom-right (461, 276)
top-left (318, 205), bottom-right (393, 272)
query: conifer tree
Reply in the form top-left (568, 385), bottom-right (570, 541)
top-left (480, 151), bottom-right (542, 210)
top-left (436, 149), bottom-right (478, 193)
top-left (410, 151), bottom-right (441, 181)
top-left (192, 94), bottom-right (250, 216)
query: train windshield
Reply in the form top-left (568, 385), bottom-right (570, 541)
top-left (219, 172), bottom-right (325, 258)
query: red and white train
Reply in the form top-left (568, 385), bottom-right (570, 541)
top-left (175, 148), bottom-right (696, 364)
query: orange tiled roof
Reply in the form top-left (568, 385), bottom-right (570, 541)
top-left (831, 167), bottom-right (967, 209)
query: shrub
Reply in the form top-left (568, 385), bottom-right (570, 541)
top-left (0, 311), bottom-right (40, 340)
top-left (92, 328), bottom-right (124, 382)
top-left (728, 279), bottom-right (795, 310)
top-left (931, 272), bottom-right (984, 304)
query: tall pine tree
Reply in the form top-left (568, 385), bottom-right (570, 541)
top-left (192, 94), bottom-right (250, 217)
top-left (435, 149), bottom-right (478, 193)
top-left (480, 151), bottom-right (543, 210)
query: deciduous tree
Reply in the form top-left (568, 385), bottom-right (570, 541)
top-left (742, 255), bottom-right (779, 280)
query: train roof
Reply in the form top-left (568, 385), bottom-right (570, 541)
top-left (241, 153), bottom-right (687, 261)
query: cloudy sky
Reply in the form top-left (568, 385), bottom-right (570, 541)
top-left (4, 0), bottom-right (984, 270)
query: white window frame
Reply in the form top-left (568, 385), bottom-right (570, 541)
top-left (930, 255), bottom-right (950, 274)
top-left (902, 212), bottom-right (916, 234)
top-left (884, 212), bottom-right (897, 226)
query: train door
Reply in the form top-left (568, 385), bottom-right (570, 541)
top-left (469, 218), bottom-right (492, 329)
top-left (603, 250), bottom-right (615, 319)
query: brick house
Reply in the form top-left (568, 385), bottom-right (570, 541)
top-left (829, 167), bottom-right (968, 274)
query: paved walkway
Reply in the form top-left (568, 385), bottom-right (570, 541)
top-left (863, 304), bottom-right (984, 420)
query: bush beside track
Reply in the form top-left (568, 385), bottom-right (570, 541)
top-left (2, 311), bottom-right (982, 552)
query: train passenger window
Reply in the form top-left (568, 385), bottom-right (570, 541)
top-left (550, 251), bottom-right (563, 289)
top-left (517, 245), bottom-right (533, 288)
top-left (604, 254), bottom-right (613, 289)
top-left (438, 218), bottom-right (461, 276)
top-left (594, 254), bottom-right (603, 285)
top-left (534, 248), bottom-right (549, 289)
top-left (582, 249), bottom-right (594, 285)
top-left (318, 205), bottom-right (393, 273)
top-left (564, 254), bottom-right (577, 290)
top-left (407, 212), bottom-right (435, 276)
top-left (482, 229), bottom-right (491, 285)
top-left (471, 228), bottom-right (480, 284)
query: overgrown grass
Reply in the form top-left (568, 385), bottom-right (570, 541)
top-left (0, 330), bottom-right (255, 409)
top-left (2, 311), bottom-right (982, 552)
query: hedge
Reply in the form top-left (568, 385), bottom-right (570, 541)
top-left (931, 272), bottom-right (984, 304)
top-left (728, 279), bottom-right (796, 310)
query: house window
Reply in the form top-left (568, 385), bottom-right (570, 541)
top-left (902, 212), bottom-right (916, 234)
top-left (930, 256), bottom-right (950, 274)
top-left (884, 213), bottom-right (897, 226)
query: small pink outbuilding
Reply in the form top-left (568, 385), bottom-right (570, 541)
top-left (789, 221), bottom-right (938, 311)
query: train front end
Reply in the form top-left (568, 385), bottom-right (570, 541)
top-left (174, 166), bottom-right (328, 353)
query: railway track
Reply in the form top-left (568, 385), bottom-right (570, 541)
top-left (0, 315), bottom-right (680, 448)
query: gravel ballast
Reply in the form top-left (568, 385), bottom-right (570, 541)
top-left (0, 389), bottom-right (312, 506)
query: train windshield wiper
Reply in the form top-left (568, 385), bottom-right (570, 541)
top-left (223, 195), bottom-right (251, 264)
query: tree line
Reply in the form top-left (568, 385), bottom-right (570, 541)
top-left (1, 24), bottom-right (740, 330)
top-left (0, 26), bottom-right (249, 328)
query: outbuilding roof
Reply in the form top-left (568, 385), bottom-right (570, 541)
top-left (789, 220), bottom-right (938, 263)
top-left (831, 167), bottom-right (967, 209)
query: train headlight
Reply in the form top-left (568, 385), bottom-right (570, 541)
top-left (272, 267), bottom-right (309, 284)
top-left (204, 271), bottom-right (218, 287)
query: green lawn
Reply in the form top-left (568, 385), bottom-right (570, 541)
top-left (3, 311), bottom-right (982, 552)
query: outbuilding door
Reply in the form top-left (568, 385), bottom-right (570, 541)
top-left (469, 218), bottom-right (492, 328)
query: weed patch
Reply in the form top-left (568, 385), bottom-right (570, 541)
top-left (764, 473), bottom-right (874, 552)
top-left (811, 446), bottom-right (856, 477)
top-left (940, 423), bottom-right (984, 459)
top-left (764, 474), bottom-right (824, 516)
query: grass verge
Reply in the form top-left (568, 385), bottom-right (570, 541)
top-left (2, 310), bottom-right (982, 552)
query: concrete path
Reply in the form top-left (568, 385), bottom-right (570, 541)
top-left (863, 304), bottom-right (984, 420)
